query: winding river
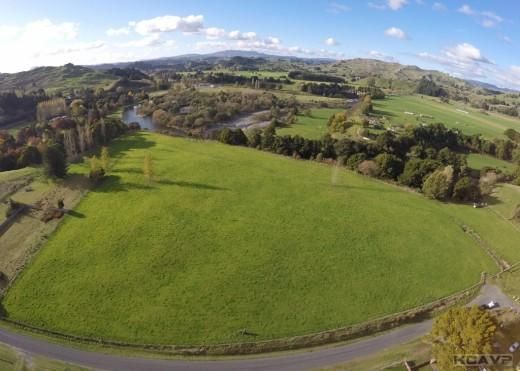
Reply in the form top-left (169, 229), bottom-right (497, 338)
top-left (122, 106), bottom-right (157, 131)
top-left (122, 106), bottom-right (271, 137)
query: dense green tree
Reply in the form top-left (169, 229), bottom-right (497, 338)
top-left (422, 166), bottom-right (453, 200)
top-left (218, 128), bottom-right (248, 146)
top-left (415, 76), bottom-right (447, 97)
top-left (374, 153), bottom-right (404, 179)
top-left (17, 146), bottom-right (42, 167)
top-left (430, 306), bottom-right (497, 371)
top-left (452, 176), bottom-right (481, 202)
top-left (399, 158), bottom-right (441, 188)
top-left (43, 144), bottom-right (67, 178)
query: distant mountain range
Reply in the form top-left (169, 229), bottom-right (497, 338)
top-left (0, 50), bottom-right (517, 94)
top-left (464, 79), bottom-right (519, 94)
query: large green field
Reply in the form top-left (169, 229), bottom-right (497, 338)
top-left (3, 132), bottom-right (504, 345)
top-left (277, 108), bottom-right (342, 139)
top-left (373, 95), bottom-right (520, 139)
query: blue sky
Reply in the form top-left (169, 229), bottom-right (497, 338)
top-left (0, 0), bottom-right (519, 88)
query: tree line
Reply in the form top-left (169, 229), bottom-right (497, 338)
top-left (219, 121), bottom-right (520, 203)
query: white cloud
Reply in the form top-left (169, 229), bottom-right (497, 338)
top-left (368, 2), bottom-right (387, 10)
top-left (325, 37), bottom-right (339, 46)
top-left (458, 5), bottom-right (503, 28)
top-left (265, 36), bottom-right (281, 45)
top-left (432, 2), bottom-right (446, 11)
top-left (106, 27), bottom-right (130, 37)
top-left (228, 30), bottom-right (257, 40)
top-left (327, 2), bottom-right (350, 13)
top-left (0, 25), bottom-right (20, 39)
top-left (121, 34), bottom-right (165, 48)
top-left (384, 27), bottom-right (408, 40)
top-left (458, 4), bottom-right (475, 15)
top-left (196, 37), bottom-right (344, 60)
top-left (22, 19), bottom-right (78, 42)
top-left (388, 0), bottom-right (407, 10)
top-left (415, 43), bottom-right (499, 85)
top-left (133, 15), bottom-right (204, 35)
top-left (204, 27), bottom-right (225, 40)
top-left (0, 19), bottom-right (82, 72)
top-left (40, 41), bottom-right (106, 56)
top-left (445, 43), bottom-right (490, 63)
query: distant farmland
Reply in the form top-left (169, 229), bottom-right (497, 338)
top-left (4, 132), bottom-right (505, 345)
top-left (277, 108), bottom-right (343, 139)
top-left (373, 95), bottom-right (520, 139)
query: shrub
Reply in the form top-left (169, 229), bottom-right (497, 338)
top-left (346, 153), bottom-right (367, 170)
top-left (422, 166), bottom-right (454, 200)
top-left (89, 156), bottom-right (105, 184)
top-left (358, 160), bottom-right (380, 177)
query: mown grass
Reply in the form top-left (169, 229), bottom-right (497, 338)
top-left (3, 132), bottom-right (497, 345)
top-left (373, 95), bottom-right (520, 139)
top-left (467, 154), bottom-right (516, 173)
top-left (277, 108), bottom-right (343, 139)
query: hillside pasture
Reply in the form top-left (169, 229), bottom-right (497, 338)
top-left (373, 95), bottom-right (520, 139)
top-left (3, 133), bottom-right (499, 345)
top-left (277, 108), bottom-right (343, 139)
top-left (467, 154), bottom-right (516, 173)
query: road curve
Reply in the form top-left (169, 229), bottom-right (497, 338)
top-left (0, 321), bottom-right (431, 371)
top-left (0, 284), bottom-right (510, 371)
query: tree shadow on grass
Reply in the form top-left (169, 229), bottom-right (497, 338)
top-left (329, 184), bottom-right (400, 193)
top-left (66, 210), bottom-right (86, 218)
top-left (109, 132), bottom-right (157, 160)
top-left (0, 301), bottom-right (7, 318)
top-left (91, 175), bottom-right (228, 193)
top-left (371, 109), bottom-right (397, 118)
top-left (158, 179), bottom-right (229, 191)
top-left (91, 175), bottom-right (154, 193)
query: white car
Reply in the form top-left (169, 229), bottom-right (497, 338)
top-left (509, 341), bottom-right (520, 353)
top-left (480, 301), bottom-right (499, 310)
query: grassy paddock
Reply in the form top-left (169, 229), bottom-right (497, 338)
top-left (467, 154), bottom-right (516, 173)
top-left (3, 132), bottom-right (497, 345)
top-left (277, 108), bottom-right (343, 139)
top-left (373, 95), bottom-right (520, 139)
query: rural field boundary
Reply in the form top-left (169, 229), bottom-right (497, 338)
top-left (461, 224), bottom-right (510, 271)
top-left (0, 275), bottom-right (485, 356)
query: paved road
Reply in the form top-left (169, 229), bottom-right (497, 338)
top-left (0, 284), bottom-right (513, 371)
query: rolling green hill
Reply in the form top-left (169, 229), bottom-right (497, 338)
top-left (0, 64), bottom-right (118, 92)
top-left (4, 132), bottom-right (505, 345)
